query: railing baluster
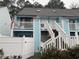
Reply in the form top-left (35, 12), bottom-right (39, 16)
top-left (41, 22), bottom-right (79, 52)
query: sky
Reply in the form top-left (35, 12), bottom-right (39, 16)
top-left (0, 0), bottom-right (79, 9)
top-left (28, 0), bottom-right (79, 9)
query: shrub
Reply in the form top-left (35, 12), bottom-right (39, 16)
top-left (68, 45), bottom-right (79, 59)
top-left (4, 56), bottom-right (9, 59)
top-left (41, 47), bottom-right (75, 59)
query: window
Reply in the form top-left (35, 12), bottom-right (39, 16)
top-left (69, 19), bottom-right (75, 23)
top-left (78, 32), bottom-right (79, 36)
top-left (13, 31), bottom-right (33, 37)
top-left (41, 24), bottom-right (44, 27)
top-left (70, 32), bottom-right (75, 36)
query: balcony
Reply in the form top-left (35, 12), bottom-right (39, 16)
top-left (69, 23), bottom-right (79, 30)
top-left (14, 21), bottom-right (33, 30)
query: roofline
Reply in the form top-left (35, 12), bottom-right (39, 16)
top-left (16, 15), bottom-right (79, 17)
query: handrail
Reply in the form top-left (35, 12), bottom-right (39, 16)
top-left (42, 38), bottom-right (52, 46)
top-left (41, 20), bottom-right (54, 49)
top-left (41, 35), bottom-right (79, 51)
top-left (41, 38), bottom-right (53, 50)
top-left (44, 20), bottom-right (54, 39)
top-left (41, 21), bottom-right (75, 51)
top-left (55, 22), bottom-right (69, 47)
top-left (41, 36), bottom-right (59, 50)
top-left (55, 22), bottom-right (67, 36)
top-left (41, 21), bottom-right (69, 51)
top-left (41, 20), bottom-right (55, 49)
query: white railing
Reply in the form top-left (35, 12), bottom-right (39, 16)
top-left (41, 21), bottom-right (79, 52)
top-left (54, 22), bottom-right (69, 48)
top-left (41, 21), bottom-right (69, 52)
top-left (69, 23), bottom-right (79, 30)
top-left (76, 23), bottom-right (79, 30)
top-left (41, 36), bottom-right (79, 52)
top-left (41, 36), bottom-right (68, 52)
top-left (69, 36), bottom-right (79, 47)
top-left (69, 23), bottom-right (75, 30)
top-left (44, 20), bottom-right (55, 43)
top-left (40, 20), bottom-right (55, 52)
top-left (41, 38), bottom-right (53, 49)
top-left (44, 20), bottom-right (55, 40)
top-left (14, 21), bottom-right (33, 30)
top-left (55, 22), bottom-right (67, 36)
top-left (41, 38), bottom-right (53, 52)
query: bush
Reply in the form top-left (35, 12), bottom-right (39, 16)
top-left (4, 56), bottom-right (9, 59)
top-left (68, 45), bottom-right (79, 59)
top-left (0, 49), bottom-right (4, 59)
top-left (41, 47), bottom-right (75, 59)
top-left (0, 49), bottom-right (4, 56)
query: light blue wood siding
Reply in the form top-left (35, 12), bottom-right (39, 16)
top-left (76, 17), bottom-right (79, 23)
top-left (56, 17), bottom-right (62, 27)
top-left (33, 16), bottom-right (41, 52)
top-left (62, 17), bottom-right (69, 34)
top-left (56, 17), bottom-right (69, 34)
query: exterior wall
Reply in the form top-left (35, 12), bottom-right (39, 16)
top-left (60, 17), bottom-right (70, 35)
top-left (56, 17), bottom-right (62, 27)
top-left (33, 16), bottom-right (41, 52)
top-left (0, 7), bottom-right (11, 36)
top-left (69, 17), bottom-right (79, 37)
top-left (13, 16), bottom-right (34, 37)
top-left (15, 16), bottom-right (41, 52)
top-left (74, 18), bottom-right (79, 32)
top-left (56, 17), bottom-right (79, 36)
top-left (56, 17), bottom-right (70, 35)
top-left (48, 19), bottom-right (56, 29)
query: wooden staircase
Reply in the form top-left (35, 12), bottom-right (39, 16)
top-left (41, 20), bottom-right (69, 52)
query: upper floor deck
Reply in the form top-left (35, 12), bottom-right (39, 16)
top-left (13, 16), bottom-right (33, 30)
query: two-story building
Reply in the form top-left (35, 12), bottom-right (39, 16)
top-left (12, 8), bottom-right (79, 52)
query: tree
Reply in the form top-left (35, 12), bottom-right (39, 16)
top-left (3, 0), bottom-right (10, 7)
top-left (1, 0), bottom-right (17, 19)
top-left (24, 1), bottom-right (33, 8)
top-left (23, 1), bottom-right (43, 8)
top-left (45, 0), bottom-right (65, 9)
top-left (0, 1), bottom-right (5, 6)
top-left (3, 0), bottom-right (16, 7)
top-left (17, 0), bottom-right (25, 8)
top-left (70, 3), bottom-right (79, 9)
top-left (9, 5), bottom-right (19, 19)
top-left (33, 2), bottom-right (43, 8)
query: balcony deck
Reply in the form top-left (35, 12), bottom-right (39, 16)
top-left (13, 22), bottom-right (33, 30)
